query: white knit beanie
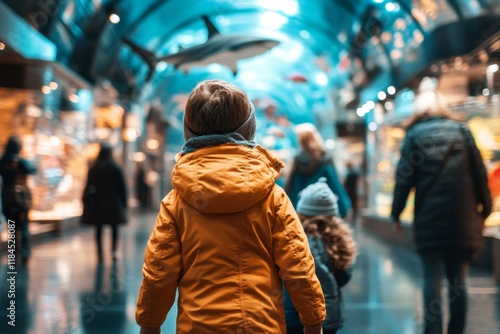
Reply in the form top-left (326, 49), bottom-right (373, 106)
top-left (296, 177), bottom-right (339, 217)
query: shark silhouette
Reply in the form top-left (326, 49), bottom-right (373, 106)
top-left (123, 16), bottom-right (280, 80)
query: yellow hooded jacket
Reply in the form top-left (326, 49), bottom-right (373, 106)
top-left (136, 144), bottom-right (326, 333)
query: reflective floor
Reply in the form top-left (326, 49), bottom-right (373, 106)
top-left (0, 211), bottom-right (499, 334)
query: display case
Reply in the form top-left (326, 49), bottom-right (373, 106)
top-left (0, 87), bottom-right (94, 244)
top-left (366, 113), bottom-right (415, 222)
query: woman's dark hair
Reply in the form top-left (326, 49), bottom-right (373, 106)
top-left (3, 135), bottom-right (22, 156)
top-left (94, 142), bottom-right (114, 167)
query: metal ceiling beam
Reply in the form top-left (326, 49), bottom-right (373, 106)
top-left (124, 0), bottom-right (172, 35)
top-left (0, 2), bottom-right (56, 62)
top-left (331, 0), bottom-right (358, 16)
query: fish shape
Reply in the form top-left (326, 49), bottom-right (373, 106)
top-left (123, 16), bottom-right (280, 79)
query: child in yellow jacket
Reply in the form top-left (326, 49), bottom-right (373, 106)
top-left (136, 79), bottom-right (326, 334)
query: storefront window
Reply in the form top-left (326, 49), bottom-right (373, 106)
top-left (0, 86), bottom-right (92, 243)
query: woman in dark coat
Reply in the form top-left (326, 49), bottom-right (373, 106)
top-left (285, 123), bottom-right (351, 218)
top-left (391, 80), bottom-right (492, 334)
top-left (81, 143), bottom-right (127, 262)
top-left (0, 135), bottom-right (37, 264)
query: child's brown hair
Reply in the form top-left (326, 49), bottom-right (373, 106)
top-left (184, 79), bottom-right (256, 140)
top-left (299, 214), bottom-right (358, 270)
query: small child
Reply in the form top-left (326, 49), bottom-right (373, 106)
top-left (284, 177), bottom-right (358, 334)
top-left (136, 80), bottom-right (326, 334)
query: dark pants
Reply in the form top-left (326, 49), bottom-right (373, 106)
top-left (95, 225), bottom-right (119, 261)
top-left (6, 213), bottom-right (31, 263)
top-left (17, 219), bottom-right (31, 261)
top-left (418, 249), bottom-right (471, 334)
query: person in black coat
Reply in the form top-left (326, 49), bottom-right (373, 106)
top-left (81, 143), bottom-right (128, 263)
top-left (391, 80), bottom-right (492, 334)
top-left (0, 135), bottom-right (37, 264)
top-left (343, 161), bottom-right (359, 224)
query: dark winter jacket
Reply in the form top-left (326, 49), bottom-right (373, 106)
top-left (0, 154), bottom-right (37, 220)
top-left (284, 235), bottom-right (351, 331)
top-left (391, 117), bottom-right (492, 252)
top-left (286, 152), bottom-right (351, 217)
top-left (81, 161), bottom-right (127, 226)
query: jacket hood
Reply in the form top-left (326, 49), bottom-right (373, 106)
top-left (172, 144), bottom-right (284, 214)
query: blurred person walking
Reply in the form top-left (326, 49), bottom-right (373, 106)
top-left (284, 178), bottom-right (357, 334)
top-left (81, 143), bottom-right (128, 263)
top-left (391, 78), bottom-right (492, 334)
top-left (0, 135), bottom-right (37, 264)
top-left (135, 161), bottom-right (152, 211)
top-left (343, 161), bottom-right (360, 224)
top-left (136, 80), bottom-right (326, 334)
top-left (285, 123), bottom-right (351, 218)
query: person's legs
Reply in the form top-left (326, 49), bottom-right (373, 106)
top-left (19, 220), bottom-right (30, 263)
top-left (444, 250), bottom-right (470, 334)
top-left (419, 250), bottom-right (445, 334)
top-left (111, 224), bottom-right (119, 260)
top-left (16, 216), bottom-right (31, 264)
top-left (95, 225), bottom-right (103, 262)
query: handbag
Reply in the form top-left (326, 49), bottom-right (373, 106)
top-left (83, 185), bottom-right (97, 209)
top-left (13, 185), bottom-right (32, 211)
top-left (3, 184), bottom-right (32, 212)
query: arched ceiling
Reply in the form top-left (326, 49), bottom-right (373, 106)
top-left (1, 0), bottom-right (499, 139)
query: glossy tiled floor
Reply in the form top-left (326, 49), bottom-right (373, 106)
top-left (0, 211), bottom-right (498, 334)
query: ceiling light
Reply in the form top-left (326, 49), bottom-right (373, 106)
top-left (260, 0), bottom-right (299, 16)
top-left (325, 139), bottom-right (335, 149)
top-left (0, 42), bottom-right (5, 51)
top-left (42, 86), bottom-right (51, 94)
top-left (69, 94), bottom-right (79, 103)
top-left (133, 152), bottom-right (146, 162)
top-left (146, 139), bottom-right (160, 150)
top-left (390, 49), bottom-right (403, 60)
top-left (387, 86), bottom-right (396, 95)
top-left (156, 61), bottom-right (168, 72)
top-left (378, 91), bottom-right (387, 100)
top-left (259, 12), bottom-right (288, 30)
top-left (299, 30), bottom-right (310, 39)
top-left (109, 13), bottom-right (120, 24)
top-left (49, 82), bottom-right (58, 90)
top-left (315, 72), bottom-right (329, 86)
top-left (487, 64), bottom-right (499, 73)
top-left (282, 1), bottom-right (299, 15)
